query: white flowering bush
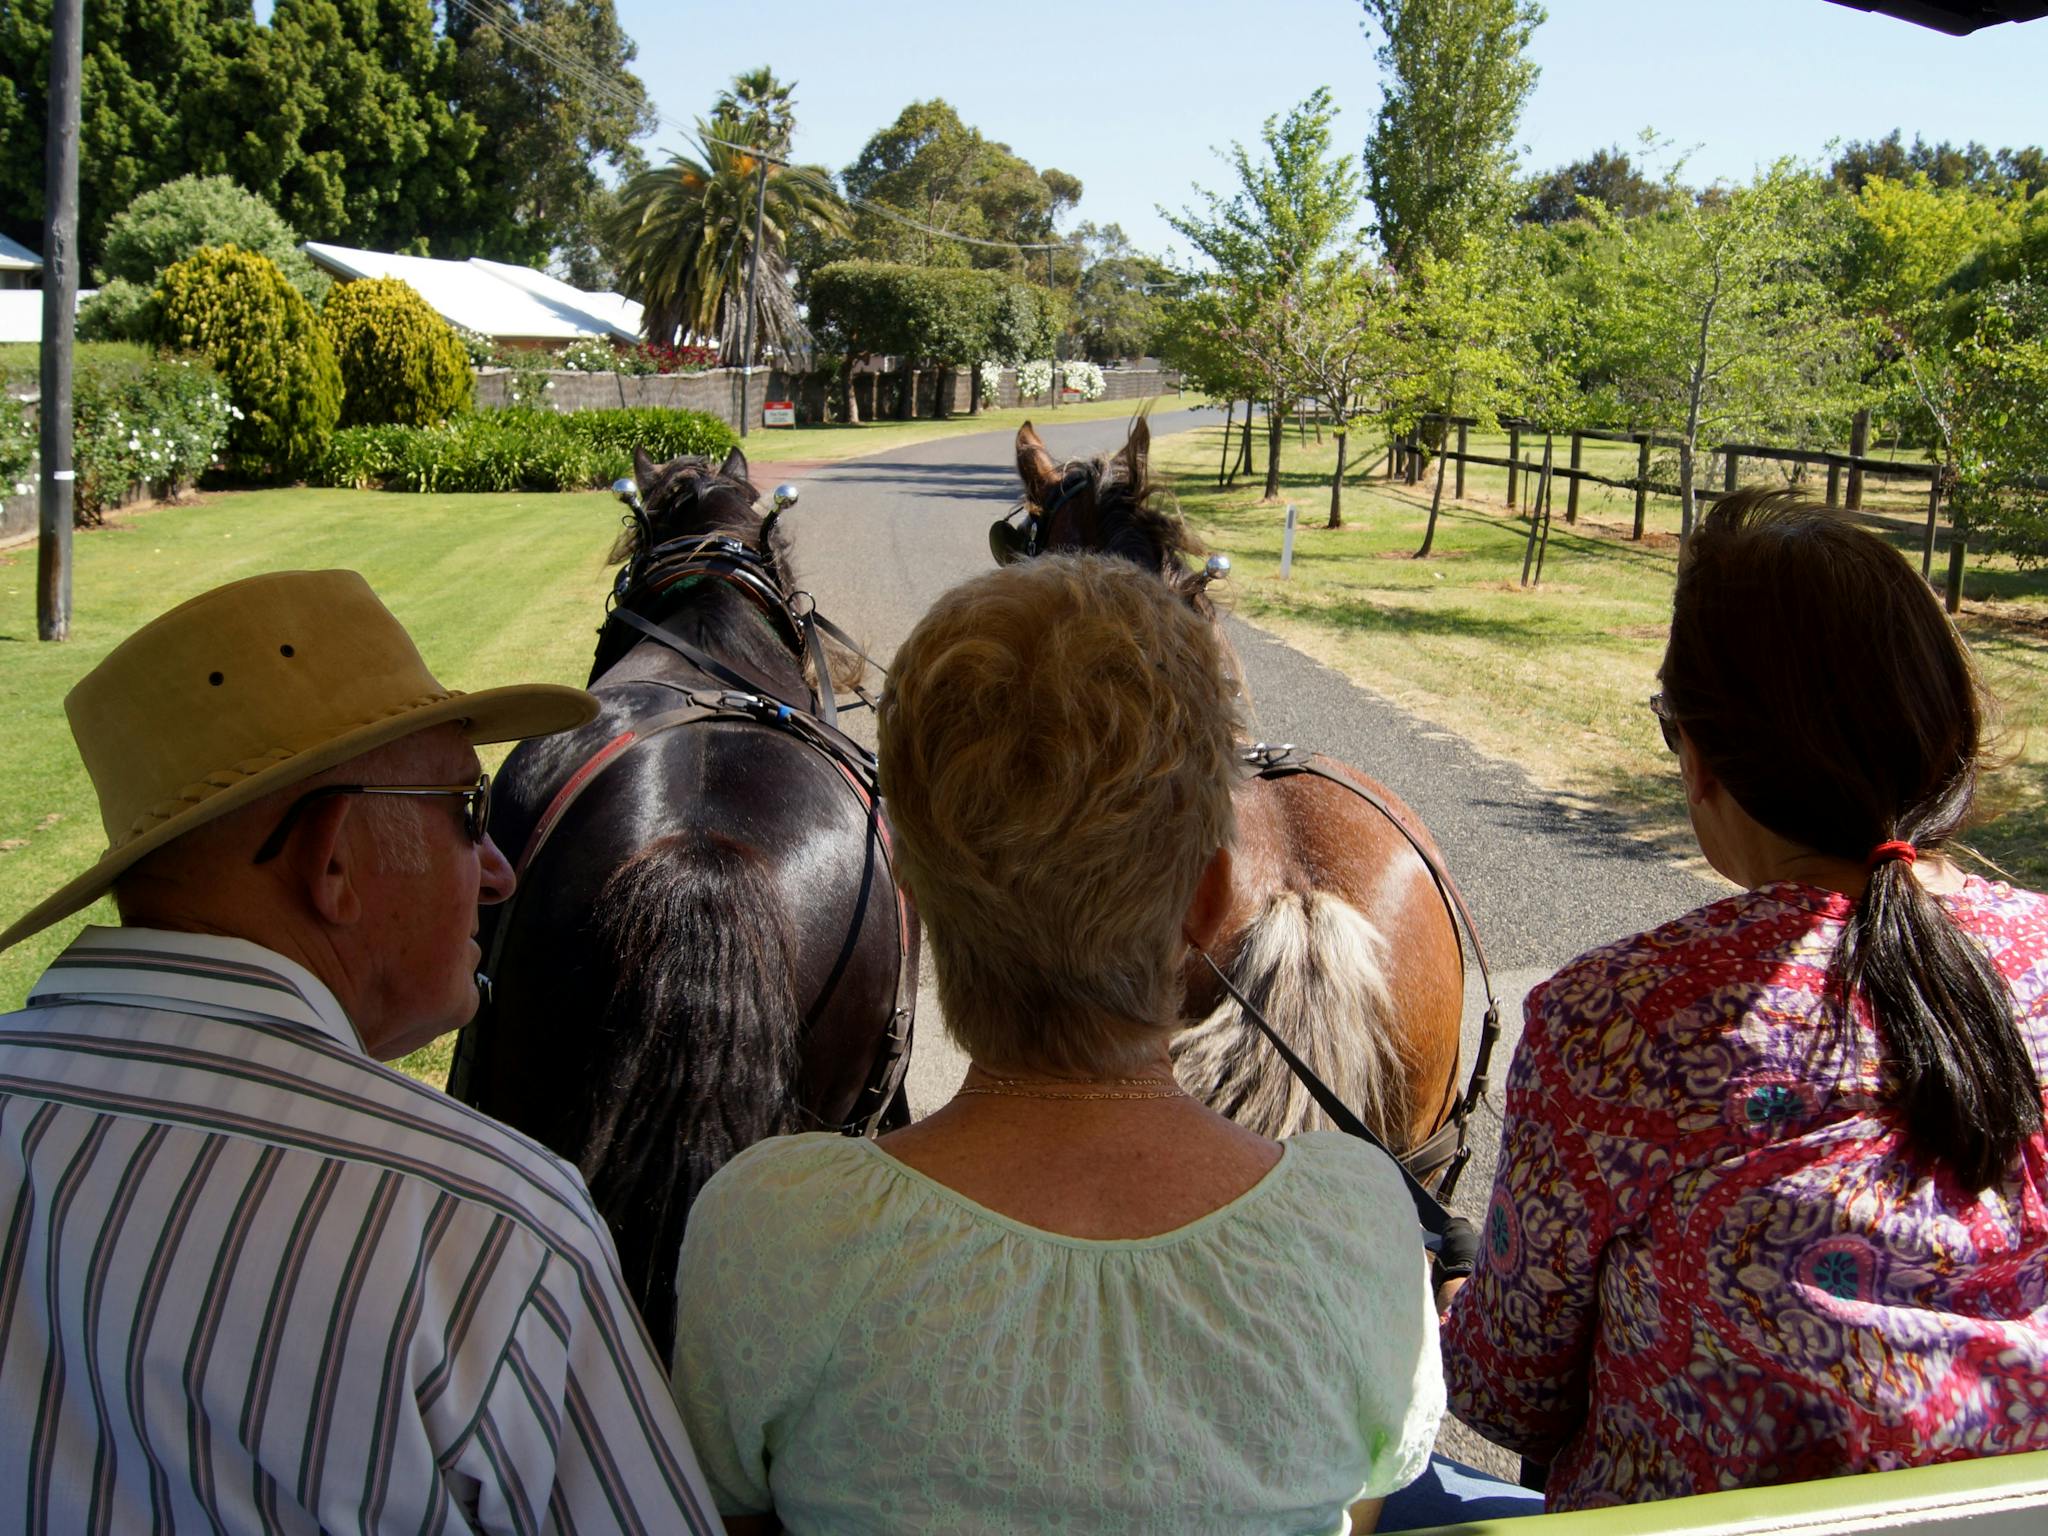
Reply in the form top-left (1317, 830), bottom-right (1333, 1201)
top-left (1060, 360), bottom-right (1107, 402)
top-left (556, 336), bottom-right (619, 373)
top-left (0, 397), bottom-right (34, 495)
top-left (451, 325), bottom-right (498, 368)
top-left (1016, 358), bottom-right (1054, 399)
top-left (978, 361), bottom-right (1003, 408)
top-left (71, 356), bottom-right (235, 522)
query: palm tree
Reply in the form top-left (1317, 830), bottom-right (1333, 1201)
top-left (714, 67), bottom-right (797, 157)
top-left (608, 118), bottom-right (846, 363)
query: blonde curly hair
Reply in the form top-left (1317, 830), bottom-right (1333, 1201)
top-left (879, 554), bottom-right (1241, 1074)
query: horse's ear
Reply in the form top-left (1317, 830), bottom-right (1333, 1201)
top-left (633, 445), bottom-right (660, 493)
top-left (719, 446), bottom-right (750, 485)
top-left (1016, 422), bottom-right (1060, 506)
top-left (1114, 416), bottom-right (1150, 488)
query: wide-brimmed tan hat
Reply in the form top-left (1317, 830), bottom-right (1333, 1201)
top-left (0, 569), bottom-right (599, 951)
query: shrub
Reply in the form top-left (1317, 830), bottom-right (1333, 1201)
top-left (451, 325), bottom-right (498, 367)
top-left (156, 245), bottom-right (343, 477)
top-left (71, 356), bottom-right (236, 521)
top-left (99, 175), bottom-right (329, 307)
top-left (1, 397), bottom-right (33, 494)
top-left (311, 407), bottom-right (737, 494)
top-left (557, 336), bottom-right (620, 373)
top-left (1061, 359), bottom-right (1108, 402)
top-left (322, 278), bottom-right (474, 428)
top-left (76, 279), bottom-right (159, 342)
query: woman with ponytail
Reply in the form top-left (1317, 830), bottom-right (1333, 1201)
top-left (1441, 489), bottom-right (2048, 1511)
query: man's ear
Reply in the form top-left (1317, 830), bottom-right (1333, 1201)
top-left (286, 795), bottom-right (365, 927)
top-left (1183, 845), bottom-right (1234, 954)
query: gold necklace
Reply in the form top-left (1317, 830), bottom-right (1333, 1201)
top-left (956, 1072), bottom-right (1185, 1103)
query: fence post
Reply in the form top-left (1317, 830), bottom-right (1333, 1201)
top-left (1633, 434), bottom-right (1651, 540)
top-left (1826, 459), bottom-right (1841, 507)
top-left (1506, 423), bottom-right (1520, 510)
top-left (1280, 501), bottom-right (1298, 579)
top-left (1566, 432), bottom-right (1582, 524)
top-left (1455, 420), bottom-right (1468, 500)
top-left (1847, 409), bottom-right (1869, 510)
top-left (1723, 447), bottom-right (1738, 494)
top-left (1921, 473), bottom-right (1942, 581)
top-left (1533, 443), bottom-right (1558, 586)
top-left (1521, 438), bottom-right (1553, 586)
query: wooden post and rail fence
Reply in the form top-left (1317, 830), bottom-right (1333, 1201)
top-left (1400, 412), bottom-right (1958, 590)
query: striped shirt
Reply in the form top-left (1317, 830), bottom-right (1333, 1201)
top-left (0, 925), bottom-right (720, 1534)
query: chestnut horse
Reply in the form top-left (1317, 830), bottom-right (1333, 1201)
top-left (450, 445), bottom-right (914, 1358)
top-left (1006, 419), bottom-right (1469, 1168)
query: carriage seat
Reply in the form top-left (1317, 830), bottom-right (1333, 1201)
top-left (1395, 1449), bottom-right (2048, 1536)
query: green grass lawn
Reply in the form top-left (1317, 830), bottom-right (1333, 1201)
top-left (1158, 416), bottom-right (2048, 887)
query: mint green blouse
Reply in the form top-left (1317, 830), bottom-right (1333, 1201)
top-left (671, 1130), bottom-right (1443, 1535)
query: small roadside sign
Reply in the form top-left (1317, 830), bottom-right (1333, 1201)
top-left (762, 400), bottom-right (795, 427)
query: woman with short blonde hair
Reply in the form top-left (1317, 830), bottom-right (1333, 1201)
top-left (672, 553), bottom-right (1445, 1535)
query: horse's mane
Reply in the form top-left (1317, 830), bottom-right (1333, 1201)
top-left (1058, 445), bottom-right (1212, 613)
top-left (605, 454), bottom-right (786, 570)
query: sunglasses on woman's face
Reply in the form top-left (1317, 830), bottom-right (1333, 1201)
top-left (252, 773), bottom-right (492, 864)
top-left (1647, 694), bottom-right (1680, 755)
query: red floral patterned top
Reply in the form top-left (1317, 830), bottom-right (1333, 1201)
top-left (1442, 876), bottom-right (2048, 1511)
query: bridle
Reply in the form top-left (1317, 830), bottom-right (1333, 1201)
top-left (991, 458), bottom-right (1501, 1245)
top-left (468, 468), bottom-right (916, 1137)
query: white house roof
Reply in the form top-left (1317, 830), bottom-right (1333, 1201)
top-left (0, 288), bottom-right (91, 344)
top-left (0, 233), bottom-right (40, 273)
top-left (303, 242), bottom-right (642, 343)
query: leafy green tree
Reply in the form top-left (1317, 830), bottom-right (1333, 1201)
top-left (440, 0), bottom-right (653, 268)
top-left (96, 174), bottom-right (329, 304)
top-left (837, 100), bottom-right (1081, 276)
top-left (1360, 0), bottom-right (1546, 273)
top-left (322, 276), bottom-right (473, 427)
top-left (0, 0), bottom-right (220, 264)
top-left (609, 119), bottom-right (846, 362)
top-left (177, 0), bottom-right (478, 252)
top-left (1519, 147), bottom-right (1668, 226)
top-left (1941, 282), bottom-right (2048, 601)
top-left (1070, 223), bottom-right (1174, 362)
top-left (1163, 88), bottom-right (1366, 498)
top-left (1831, 131), bottom-right (2048, 200)
top-left (1583, 162), bottom-right (1856, 541)
top-left (155, 245), bottom-right (343, 476)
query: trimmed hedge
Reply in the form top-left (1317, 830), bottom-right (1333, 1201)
top-left (311, 407), bottom-right (738, 493)
top-left (323, 277), bottom-right (474, 428)
top-left (155, 245), bottom-right (342, 477)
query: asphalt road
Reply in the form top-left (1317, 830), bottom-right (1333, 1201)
top-left (763, 407), bottom-right (1728, 1474)
top-left (763, 405), bottom-right (1725, 1202)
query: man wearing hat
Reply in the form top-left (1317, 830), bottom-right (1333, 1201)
top-left (0, 571), bottom-right (721, 1531)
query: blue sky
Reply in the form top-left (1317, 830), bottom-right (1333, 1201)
top-left (250, 1), bottom-right (2048, 260)
top-left (617, 0), bottom-right (2048, 262)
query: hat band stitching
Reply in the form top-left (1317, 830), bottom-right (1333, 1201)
top-left (119, 690), bottom-right (459, 842)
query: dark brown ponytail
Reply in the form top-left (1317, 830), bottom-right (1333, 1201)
top-left (1662, 489), bottom-right (2041, 1190)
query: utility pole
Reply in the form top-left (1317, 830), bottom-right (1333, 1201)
top-left (1045, 245), bottom-right (1059, 410)
top-left (737, 150), bottom-right (769, 439)
top-left (37, 0), bottom-right (82, 641)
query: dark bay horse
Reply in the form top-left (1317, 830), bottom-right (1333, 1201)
top-left (1007, 419), bottom-right (1468, 1167)
top-left (451, 445), bottom-right (914, 1357)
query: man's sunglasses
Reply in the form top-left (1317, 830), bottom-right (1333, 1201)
top-left (1647, 694), bottom-right (1681, 755)
top-left (252, 774), bottom-right (492, 864)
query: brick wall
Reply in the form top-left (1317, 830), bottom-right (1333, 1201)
top-left (473, 365), bottom-right (1182, 429)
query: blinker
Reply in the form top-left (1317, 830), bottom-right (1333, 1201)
top-left (989, 517), bottom-right (1035, 567)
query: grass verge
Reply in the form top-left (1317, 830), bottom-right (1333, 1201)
top-left (1156, 417), bottom-right (2048, 888)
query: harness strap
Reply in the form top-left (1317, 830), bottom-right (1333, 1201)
top-left (1244, 745), bottom-right (1505, 1208)
top-left (607, 606), bottom-right (809, 712)
top-left (1198, 949), bottom-right (1453, 1251)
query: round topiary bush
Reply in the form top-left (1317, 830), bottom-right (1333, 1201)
top-left (322, 277), bottom-right (475, 428)
top-left (99, 174), bottom-right (329, 307)
top-left (155, 245), bottom-right (343, 477)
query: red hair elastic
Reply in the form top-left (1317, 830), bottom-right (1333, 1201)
top-left (1867, 840), bottom-right (1917, 869)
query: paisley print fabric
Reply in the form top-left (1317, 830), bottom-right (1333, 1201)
top-left (671, 1131), bottom-right (1444, 1534)
top-left (1442, 877), bottom-right (2048, 1512)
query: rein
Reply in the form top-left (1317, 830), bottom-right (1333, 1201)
top-left (1236, 742), bottom-right (1505, 1218)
